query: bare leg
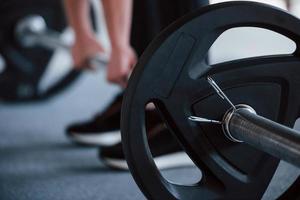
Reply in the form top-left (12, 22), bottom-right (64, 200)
top-left (64, 0), bottom-right (105, 68)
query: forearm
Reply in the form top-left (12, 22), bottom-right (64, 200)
top-left (63, 0), bottom-right (94, 39)
top-left (102, 0), bottom-right (133, 49)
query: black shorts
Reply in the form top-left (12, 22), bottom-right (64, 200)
top-left (131, 0), bottom-right (209, 56)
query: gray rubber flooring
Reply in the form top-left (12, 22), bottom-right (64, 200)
top-left (0, 71), bottom-right (145, 200)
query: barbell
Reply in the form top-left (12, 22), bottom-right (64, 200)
top-left (121, 1), bottom-right (300, 199)
top-left (0, 0), bottom-right (107, 102)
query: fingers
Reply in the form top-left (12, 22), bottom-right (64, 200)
top-left (107, 70), bottom-right (128, 88)
top-left (71, 37), bottom-right (106, 70)
top-left (130, 51), bottom-right (138, 69)
top-left (106, 46), bottom-right (138, 88)
top-left (120, 56), bottom-right (137, 87)
top-left (74, 59), bottom-right (95, 71)
top-left (119, 76), bottom-right (128, 88)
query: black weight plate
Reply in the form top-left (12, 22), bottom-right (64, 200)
top-left (0, 0), bottom-right (80, 102)
top-left (121, 2), bottom-right (300, 199)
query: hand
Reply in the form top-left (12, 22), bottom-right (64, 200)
top-left (71, 36), bottom-right (105, 70)
top-left (106, 46), bottom-right (137, 87)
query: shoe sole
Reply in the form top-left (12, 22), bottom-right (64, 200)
top-left (69, 130), bottom-right (121, 146)
top-left (102, 152), bottom-right (195, 170)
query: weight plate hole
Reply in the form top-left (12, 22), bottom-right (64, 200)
top-left (145, 102), bottom-right (202, 185)
top-left (209, 27), bottom-right (296, 65)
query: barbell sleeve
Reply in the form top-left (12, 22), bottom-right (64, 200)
top-left (228, 108), bottom-right (300, 168)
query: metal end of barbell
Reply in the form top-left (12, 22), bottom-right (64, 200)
top-left (188, 104), bottom-right (256, 143)
top-left (222, 104), bottom-right (257, 143)
top-left (15, 15), bottom-right (47, 47)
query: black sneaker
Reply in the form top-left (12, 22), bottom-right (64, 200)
top-left (99, 125), bottom-right (194, 170)
top-left (66, 93), bottom-right (123, 146)
top-left (66, 94), bottom-right (161, 146)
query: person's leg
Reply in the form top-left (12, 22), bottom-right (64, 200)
top-left (64, 0), bottom-right (104, 68)
top-left (158, 0), bottom-right (209, 29)
top-left (130, 0), bottom-right (161, 57)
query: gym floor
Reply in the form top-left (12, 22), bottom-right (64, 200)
top-left (1, 1), bottom-right (300, 200)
